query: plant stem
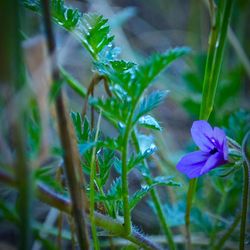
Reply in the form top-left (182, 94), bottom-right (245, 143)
top-left (185, 178), bottom-right (196, 250)
top-left (185, 1), bottom-right (234, 248)
top-left (209, 192), bottom-right (227, 248)
top-left (41, 1), bottom-right (90, 249)
top-left (89, 112), bottom-right (102, 250)
top-left (131, 131), bottom-right (176, 250)
top-left (214, 213), bottom-right (241, 250)
top-left (239, 131), bottom-right (250, 250)
top-left (0, 169), bottom-right (162, 250)
top-left (0, 1), bottom-right (33, 249)
top-left (121, 114), bottom-right (133, 235)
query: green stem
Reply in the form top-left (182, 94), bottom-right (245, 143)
top-left (89, 112), bottom-right (102, 249)
top-left (149, 185), bottom-right (176, 250)
top-left (185, 178), bottom-right (197, 250)
top-left (121, 114), bottom-right (133, 235)
top-left (0, 169), bottom-right (162, 250)
top-left (209, 193), bottom-right (227, 248)
top-left (185, 1), bottom-right (234, 248)
top-left (96, 180), bottom-right (113, 216)
top-left (239, 131), bottom-right (250, 250)
top-left (0, 1), bottom-right (33, 249)
top-left (131, 131), bottom-right (176, 250)
top-left (214, 213), bottom-right (241, 250)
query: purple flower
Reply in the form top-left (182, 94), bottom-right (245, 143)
top-left (176, 120), bottom-right (228, 178)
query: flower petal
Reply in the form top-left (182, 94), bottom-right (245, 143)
top-left (200, 152), bottom-right (226, 175)
top-left (213, 127), bottom-right (226, 148)
top-left (176, 151), bottom-right (209, 178)
top-left (191, 120), bottom-right (214, 152)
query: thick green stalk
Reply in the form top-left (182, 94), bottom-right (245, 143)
top-left (239, 131), bottom-right (250, 250)
top-left (89, 112), bottom-right (102, 250)
top-left (185, 1), bottom-right (234, 248)
top-left (131, 131), bottom-right (176, 250)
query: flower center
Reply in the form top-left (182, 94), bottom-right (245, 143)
top-left (210, 147), bottom-right (218, 155)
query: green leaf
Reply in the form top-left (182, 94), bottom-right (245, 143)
top-left (129, 177), bottom-right (180, 211)
top-left (78, 142), bottom-right (96, 155)
top-left (138, 115), bottom-right (162, 131)
top-left (91, 97), bottom-right (130, 124)
top-left (106, 177), bottom-right (122, 201)
top-left (0, 200), bottom-right (19, 224)
top-left (95, 47), bottom-right (189, 101)
top-left (224, 109), bottom-right (250, 144)
top-left (34, 166), bottom-right (66, 194)
top-left (71, 112), bottom-right (90, 143)
top-left (133, 90), bottom-right (168, 123)
top-left (80, 14), bottom-right (114, 59)
top-left (24, 0), bottom-right (116, 61)
top-left (97, 149), bottom-right (114, 185)
top-left (94, 60), bottom-right (136, 99)
top-left (136, 47), bottom-right (190, 91)
top-left (127, 145), bottom-right (157, 172)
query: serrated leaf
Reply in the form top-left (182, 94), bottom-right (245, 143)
top-left (136, 47), bottom-right (190, 90)
top-left (90, 97), bottom-right (130, 124)
top-left (97, 149), bottom-right (114, 185)
top-left (98, 135), bottom-right (123, 151)
top-left (138, 115), bottom-right (162, 131)
top-left (133, 90), bottom-right (168, 123)
top-left (71, 112), bottom-right (91, 143)
top-left (106, 177), bottom-right (122, 201)
top-left (24, 0), bottom-right (116, 61)
top-left (94, 60), bottom-right (137, 100)
top-left (129, 177), bottom-right (180, 211)
top-left (127, 144), bottom-right (157, 171)
top-left (224, 109), bottom-right (250, 144)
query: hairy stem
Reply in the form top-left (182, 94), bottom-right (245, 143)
top-left (239, 131), bottom-right (250, 250)
top-left (0, 169), bottom-right (162, 250)
top-left (131, 131), bottom-right (176, 250)
top-left (121, 114), bottom-right (133, 235)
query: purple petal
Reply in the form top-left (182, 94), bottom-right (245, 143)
top-left (213, 127), bottom-right (228, 160)
top-left (200, 152), bottom-right (226, 175)
top-left (191, 120), bottom-right (214, 152)
top-left (213, 127), bottom-right (226, 148)
top-left (176, 151), bottom-right (209, 178)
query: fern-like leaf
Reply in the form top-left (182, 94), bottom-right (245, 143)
top-left (24, 0), bottom-right (115, 61)
top-left (133, 90), bottom-right (168, 123)
top-left (129, 177), bottom-right (180, 210)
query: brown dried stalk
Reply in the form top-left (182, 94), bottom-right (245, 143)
top-left (41, 0), bottom-right (90, 249)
